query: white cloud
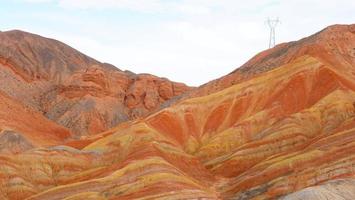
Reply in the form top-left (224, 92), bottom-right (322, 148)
top-left (58, 0), bottom-right (163, 12)
top-left (14, 0), bottom-right (355, 85)
top-left (23, 0), bottom-right (53, 2)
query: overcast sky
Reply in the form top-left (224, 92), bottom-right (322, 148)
top-left (1, 0), bottom-right (354, 86)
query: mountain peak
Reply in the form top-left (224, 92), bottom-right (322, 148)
top-left (0, 29), bottom-right (192, 137)
top-left (238, 23), bottom-right (355, 73)
top-left (318, 23), bottom-right (355, 34)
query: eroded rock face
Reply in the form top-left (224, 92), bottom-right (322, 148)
top-left (0, 30), bottom-right (191, 137)
top-left (0, 130), bottom-right (34, 154)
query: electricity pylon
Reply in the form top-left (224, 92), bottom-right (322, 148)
top-left (266, 17), bottom-right (280, 48)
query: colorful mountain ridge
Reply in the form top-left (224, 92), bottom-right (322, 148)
top-left (0, 24), bottom-right (354, 200)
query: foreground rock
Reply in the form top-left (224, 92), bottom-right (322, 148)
top-left (281, 179), bottom-right (355, 200)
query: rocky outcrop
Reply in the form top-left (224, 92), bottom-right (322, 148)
top-left (281, 179), bottom-right (355, 200)
top-left (0, 130), bottom-right (34, 154)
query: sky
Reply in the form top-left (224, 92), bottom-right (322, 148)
top-left (0, 0), bottom-right (354, 86)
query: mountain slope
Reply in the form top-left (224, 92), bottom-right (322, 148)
top-left (0, 91), bottom-right (71, 149)
top-left (24, 55), bottom-right (354, 199)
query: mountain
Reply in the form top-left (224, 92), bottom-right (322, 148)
top-left (0, 24), bottom-right (354, 200)
top-left (186, 24), bottom-right (355, 98)
top-left (0, 30), bottom-right (191, 137)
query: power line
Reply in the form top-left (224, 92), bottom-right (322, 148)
top-left (266, 17), bottom-right (280, 48)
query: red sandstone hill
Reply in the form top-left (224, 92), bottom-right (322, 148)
top-left (0, 30), bottom-right (192, 137)
top-left (0, 24), bottom-right (354, 200)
